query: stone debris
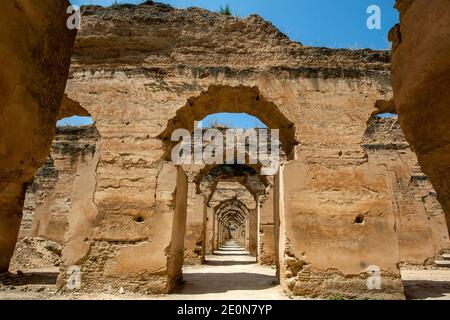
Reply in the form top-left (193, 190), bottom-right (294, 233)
top-left (9, 238), bottom-right (62, 271)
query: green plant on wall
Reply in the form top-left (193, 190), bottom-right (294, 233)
top-left (219, 4), bottom-right (232, 16)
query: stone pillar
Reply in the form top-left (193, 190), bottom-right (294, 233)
top-left (256, 198), bottom-right (261, 262)
top-left (390, 0), bottom-right (450, 227)
top-left (204, 202), bottom-right (214, 255)
top-left (214, 213), bottom-right (220, 249)
top-left (249, 209), bottom-right (258, 256)
top-left (245, 216), bottom-right (250, 251)
top-left (167, 166), bottom-right (188, 292)
top-left (0, 183), bottom-right (26, 272)
top-left (0, 0), bottom-right (76, 273)
top-left (0, 0), bottom-right (76, 272)
top-left (259, 191), bottom-right (276, 265)
top-left (200, 197), bottom-right (207, 262)
top-left (238, 225), bottom-right (245, 246)
top-left (273, 165), bottom-right (285, 281)
top-left (184, 186), bottom-right (205, 265)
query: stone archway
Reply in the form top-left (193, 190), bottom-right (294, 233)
top-left (163, 85), bottom-right (295, 292)
top-left (196, 164), bottom-right (269, 260)
top-left (213, 198), bottom-right (252, 252)
top-left (159, 85), bottom-right (297, 159)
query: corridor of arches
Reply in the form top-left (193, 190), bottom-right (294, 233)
top-left (169, 110), bottom-right (289, 297)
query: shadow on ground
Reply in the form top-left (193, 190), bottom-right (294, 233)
top-left (204, 260), bottom-right (256, 266)
top-left (403, 280), bottom-right (450, 300)
top-left (0, 272), bottom-right (58, 286)
top-left (176, 272), bottom-right (278, 294)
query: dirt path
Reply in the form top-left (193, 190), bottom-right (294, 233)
top-left (171, 255), bottom-right (289, 300)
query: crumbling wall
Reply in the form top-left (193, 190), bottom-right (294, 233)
top-left (59, 2), bottom-right (403, 298)
top-left (0, 0), bottom-right (76, 272)
top-left (390, 0), bottom-right (450, 229)
top-left (19, 159), bottom-right (58, 240)
top-left (362, 117), bottom-right (449, 264)
top-left (184, 183), bottom-right (205, 265)
top-left (259, 191), bottom-right (276, 265)
top-left (18, 126), bottom-right (100, 244)
top-left (281, 116), bottom-right (448, 299)
top-left (278, 72), bottom-right (405, 299)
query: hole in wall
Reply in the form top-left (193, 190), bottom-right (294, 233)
top-left (354, 214), bottom-right (365, 224)
top-left (134, 216), bottom-right (145, 223)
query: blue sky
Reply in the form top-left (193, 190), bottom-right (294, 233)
top-left (57, 115), bottom-right (94, 126)
top-left (63, 0), bottom-right (399, 127)
top-left (199, 113), bottom-right (267, 129)
top-left (71, 0), bottom-right (399, 49)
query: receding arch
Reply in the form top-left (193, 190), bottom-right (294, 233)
top-left (213, 198), bottom-right (254, 252)
top-left (163, 85), bottom-right (289, 292)
top-left (214, 198), bottom-right (250, 217)
top-left (196, 164), bottom-right (269, 204)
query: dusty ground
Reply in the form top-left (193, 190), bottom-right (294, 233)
top-left (0, 244), bottom-right (449, 300)
top-left (0, 255), bottom-right (290, 300)
top-left (173, 255), bottom-right (289, 300)
top-left (401, 269), bottom-right (450, 300)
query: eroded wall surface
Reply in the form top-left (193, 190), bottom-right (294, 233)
top-left (18, 126), bottom-right (100, 243)
top-left (44, 2), bottom-right (414, 297)
top-left (3, 0), bottom-right (447, 299)
top-left (362, 117), bottom-right (448, 264)
top-left (0, 0), bottom-right (76, 271)
top-left (184, 183), bottom-right (205, 265)
top-left (259, 191), bottom-right (276, 265)
top-left (59, 3), bottom-right (398, 297)
top-left (390, 0), bottom-right (450, 228)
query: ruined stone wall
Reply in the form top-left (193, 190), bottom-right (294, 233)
top-left (58, 3), bottom-right (401, 297)
top-left (259, 191), bottom-right (276, 265)
top-left (18, 126), bottom-right (100, 243)
top-left (390, 0), bottom-right (450, 229)
top-left (184, 183), bottom-right (204, 265)
top-left (362, 117), bottom-right (448, 264)
top-left (19, 159), bottom-right (58, 240)
top-left (0, 0), bottom-right (76, 272)
top-left (282, 116), bottom-right (449, 298)
top-left (26, 119), bottom-right (446, 268)
top-left (1, 0), bottom-right (447, 300)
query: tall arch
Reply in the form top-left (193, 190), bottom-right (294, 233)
top-left (165, 85), bottom-right (293, 291)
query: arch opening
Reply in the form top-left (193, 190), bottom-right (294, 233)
top-left (8, 98), bottom-right (99, 284)
top-left (165, 85), bottom-right (291, 294)
top-left (159, 85), bottom-right (297, 161)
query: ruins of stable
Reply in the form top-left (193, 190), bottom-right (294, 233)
top-left (0, 1), bottom-right (449, 299)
